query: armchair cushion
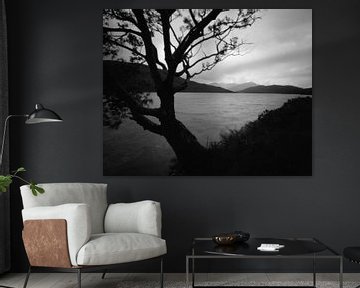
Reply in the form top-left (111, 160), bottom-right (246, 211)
top-left (22, 203), bottom-right (91, 266)
top-left (76, 233), bottom-right (167, 266)
top-left (21, 183), bottom-right (108, 234)
top-left (104, 201), bottom-right (162, 237)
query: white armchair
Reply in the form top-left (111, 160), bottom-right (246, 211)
top-left (20, 183), bottom-right (166, 288)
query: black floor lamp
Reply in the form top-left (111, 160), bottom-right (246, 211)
top-left (0, 103), bottom-right (62, 288)
top-left (0, 103), bottom-right (63, 167)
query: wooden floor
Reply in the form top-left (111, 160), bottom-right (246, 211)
top-left (0, 273), bottom-right (359, 288)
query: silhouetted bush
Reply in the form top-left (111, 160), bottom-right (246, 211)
top-left (171, 97), bottom-right (312, 175)
top-left (207, 97), bottom-right (312, 175)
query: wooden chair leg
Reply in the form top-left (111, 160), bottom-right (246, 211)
top-left (22, 266), bottom-right (31, 288)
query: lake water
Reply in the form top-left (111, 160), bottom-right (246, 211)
top-left (103, 93), bottom-right (310, 175)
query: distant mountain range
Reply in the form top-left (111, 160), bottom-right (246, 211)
top-left (210, 81), bottom-right (258, 92)
top-left (239, 85), bottom-right (312, 95)
top-left (104, 61), bottom-right (312, 95)
top-left (103, 61), bottom-right (231, 93)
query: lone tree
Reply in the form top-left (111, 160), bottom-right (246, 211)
top-left (103, 9), bottom-right (259, 174)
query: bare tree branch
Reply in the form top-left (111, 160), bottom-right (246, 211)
top-left (156, 60), bottom-right (168, 71)
top-left (169, 22), bottom-right (181, 44)
top-left (115, 42), bottom-right (146, 59)
top-left (173, 9), bottom-right (223, 64)
top-left (110, 88), bottom-right (160, 118)
top-left (130, 112), bottom-right (163, 135)
top-left (174, 10), bottom-right (258, 79)
top-left (103, 26), bottom-right (142, 36)
top-left (132, 9), bottom-right (163, 89)
top-left (158, 10), bottom-right (174, 69)
top-left (189, 9), bottom-right (198, 25)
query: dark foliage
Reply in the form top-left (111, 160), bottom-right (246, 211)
top-left (171, 97), bottom-right (312, 175)
top-left (103, 61), bottom-right (153, 128)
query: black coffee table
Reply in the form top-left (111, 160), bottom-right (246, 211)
top-left (186, 237), bottom-right (343, 288)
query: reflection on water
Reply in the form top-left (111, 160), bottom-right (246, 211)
top-left (103, 93), bottom-right (309, 175)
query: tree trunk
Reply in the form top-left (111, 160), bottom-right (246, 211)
top-left (161, 117), bottom-right (207, 175)
top-left (158, 88), bottom-right (207, 175)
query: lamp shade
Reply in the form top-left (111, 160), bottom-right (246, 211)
top-left (25, 104), bottom-right (63, 124)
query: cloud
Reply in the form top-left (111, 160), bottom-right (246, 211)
top-left (109, 9), bottom-right (312, 88)
top-left (194, 9), bottom-right (312, 88)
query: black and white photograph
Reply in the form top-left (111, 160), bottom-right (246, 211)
top-left (103, 9), bottom-right (312, 176)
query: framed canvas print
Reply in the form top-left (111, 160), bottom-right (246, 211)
top-left (103, 9), bottom-right (312, 176)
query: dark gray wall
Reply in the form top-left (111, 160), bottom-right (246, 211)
top-left (5, 0), bottom-right (360, 273)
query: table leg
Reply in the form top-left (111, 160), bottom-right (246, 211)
top-left (186, 257), bottom-right (189, 288)
top-left (339, 257), bottom-right (343, 288)
top-left (192, 246), bottom-right (195, 288)
top-left (313, 254), bottom-right (316, 287)
top-left (192, 257), bottom-right (195, 288)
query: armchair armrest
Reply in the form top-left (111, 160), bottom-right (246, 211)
top-left (22, 203), bottom-right (91, 266)
top-left (104, 200), bottom-right (162, 237)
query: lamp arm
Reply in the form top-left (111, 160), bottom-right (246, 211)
top-left (0, 114), bottom-right (28, 169)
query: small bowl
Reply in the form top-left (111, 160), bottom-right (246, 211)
top-left (212, 234), bottom-right (237, 245)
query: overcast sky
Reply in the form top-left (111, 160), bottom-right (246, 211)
top-left (191, 9), bottom-right (312, 88)
top-left (111, 9), bottom-right (312, 88)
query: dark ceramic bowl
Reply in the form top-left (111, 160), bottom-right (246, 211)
top-left (212, 231), bottom-right (250, 246)
top-left (212, 233), bottom-right (237, 245)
